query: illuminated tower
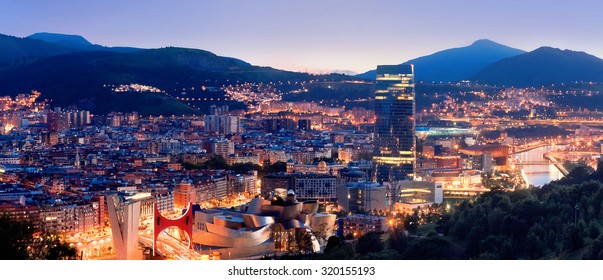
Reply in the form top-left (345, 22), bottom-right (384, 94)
top-left (373, 64), bottom-right (415, 183)
top-left (106, 194), bottom-right (141, 260)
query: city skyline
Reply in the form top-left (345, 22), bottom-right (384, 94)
top-left (1, 51), bottom-right (603, 261)
top-left (2, 0), bottom-right (603, 73)
top-left (3, 0), bottom-right (603, 265)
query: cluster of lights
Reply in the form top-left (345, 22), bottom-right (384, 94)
top-left (111, 83), bottom-right (163, 93)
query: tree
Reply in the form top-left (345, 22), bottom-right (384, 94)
top-left (499, 239), bottom-right (515, 260)
top-left (199, 155), bottom-right (229, 170)
top-left (563, 224), bottom-right (584, 251)
top-left (231, 162), bottom-right (261, 174)
top-left (355, 232), bottom-right (383, 255)
top-left (324, 236), bottom-right (342, 254)
top-left (353, 249), bottom-right (401, 260)
top-left (582, 235), bottom-right (603, 259)
top-left (319, 237), bottom-right (354, 260)
top-left (588, 220), bottom-right (600, 239)
top-left (266, 161), bottom-right (287, 173)
top-left (0, 216), bottom-right (31, 259)
top-left (181, 162), bottom-right (200, 170)
top-left (32, 234), bottom-right (78, 260)
top-left (595, 160), bottom-right (603, 182)
top-left (465, 226), bottom-right (485, 258)
top-left (526, 232), bottom-right (545, 259)
top-left (0, 216), bottom-right (76, 260)
top-left (404, 214), bottom-right (419, 235)
top-left (557, 166), bottom-right (594, 185)
top-left (401, 236), bottom-right (463, 260)
top-left (388, 228), bottom-right (409, 254)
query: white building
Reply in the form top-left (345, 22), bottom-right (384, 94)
top-left (226, 153), bottom-right (260, 165)
top-left (291, 174), bottom-right (337, 202)
top-left (212, 141), bottom-right (235, 158)
top-left (204, 115), bottom-right (240, 135)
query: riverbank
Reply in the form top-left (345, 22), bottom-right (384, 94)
top-left (513, 145), bottom-right (566, 187)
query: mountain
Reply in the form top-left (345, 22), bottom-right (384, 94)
top-left (27, 32), bottom-right (141, 53)
top-left (0, 32), bottom-right (141, 67)
top-left (0, 46), bottom-right (348, 115)
top-left (357, 39), bottom-right (525, 82)
top-left (0, 34), bottom-right (75, 65)
top-left (0, 31), bottom-right (339, 115)
top-left (472, 47), bottom-right (603, 87)
top-left (28, 32), bottom-right (93, 49)
top-left (330, 69), bottom-right (358, 76)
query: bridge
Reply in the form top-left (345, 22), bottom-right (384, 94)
top-left (512, 143), bottom-right (550, 155)
top-left (514, 160), bottom-right (552, 166)
top-left (139, 232), bottom-right (200, 260)
top-left (511, 141), bottom-right (570, 155)
top-left (513, 154), bottom-right (569, 177)
top-left (544, 153), bottom-right (570, 176)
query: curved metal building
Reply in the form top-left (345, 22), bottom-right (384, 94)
top-left (191, 197), bottom-right (336, 258)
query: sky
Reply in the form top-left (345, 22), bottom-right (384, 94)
top-left (1, 0), bottom-right (602, 74)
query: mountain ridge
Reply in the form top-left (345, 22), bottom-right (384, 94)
top-left (28, 32), bottom-right (93, 48)
top-left (3, 31), bottom-right (603, 115)
top-left (27, 32), bottom-right (141, 53)
top-left (0, 33), bottom-right (77, 65)
top-left (356, 39), bottom-right (526, 81)
top-left (472, 47), bottom-right (603, 86)
top-left (0, 40), bottom-right (354, 115)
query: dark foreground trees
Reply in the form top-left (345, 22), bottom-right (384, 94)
top-left (0, 216), bottom-right (77, 260)
top-left (437, 176), bottom-right (603, 259)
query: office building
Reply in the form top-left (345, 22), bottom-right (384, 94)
top-left (337, 181), bottom-right (388, 213)
top-left (204, 115), bottom-right (240, 135)
top-left (263, 118), bottom-right (296, 133)
top-left (373, 64), bottom-right (416, 183)
top-left (261, 173), bottom-right (338, 202)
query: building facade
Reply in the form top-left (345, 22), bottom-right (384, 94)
top-left (261, 173), bottom-right (337, 202)
top-left (373, 64), bottom-right (416, 183)
top-left (204, 115), bottom-right (240, 135)
top-left (337, 181), bottom-right (388, 213)
top-left (291, 174), bottom-right (337, 202)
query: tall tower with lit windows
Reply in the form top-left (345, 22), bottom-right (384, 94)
top-left (373, 64), bottom-right (415, 183)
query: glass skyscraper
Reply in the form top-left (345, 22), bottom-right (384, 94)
top-left (373, 64), bottom-right (415, 183)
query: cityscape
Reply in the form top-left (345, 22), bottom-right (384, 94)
top-left (2, 1), bottom-right (603, 264)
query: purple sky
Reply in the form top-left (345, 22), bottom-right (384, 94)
top-left (1, 0), bottom-right (602, 74)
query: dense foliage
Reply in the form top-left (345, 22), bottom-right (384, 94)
top-left (435, 164), bottom-right (603, 259)
top-left (0, 216), bottom-right (77, 260)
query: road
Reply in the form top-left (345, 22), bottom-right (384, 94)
top-left (139, 230), bottom-right (203, 260)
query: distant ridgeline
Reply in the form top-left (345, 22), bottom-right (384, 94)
top-left (2, 32), bottom-right (603, 115)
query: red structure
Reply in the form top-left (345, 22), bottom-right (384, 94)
top-left (153, 202), bottom-right (193, 256)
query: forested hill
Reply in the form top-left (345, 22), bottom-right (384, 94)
top-left (436, 163), bottom-right (603, 259)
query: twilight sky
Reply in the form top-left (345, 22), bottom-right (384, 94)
top-left (1, 0), bottom-right (602, 74)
